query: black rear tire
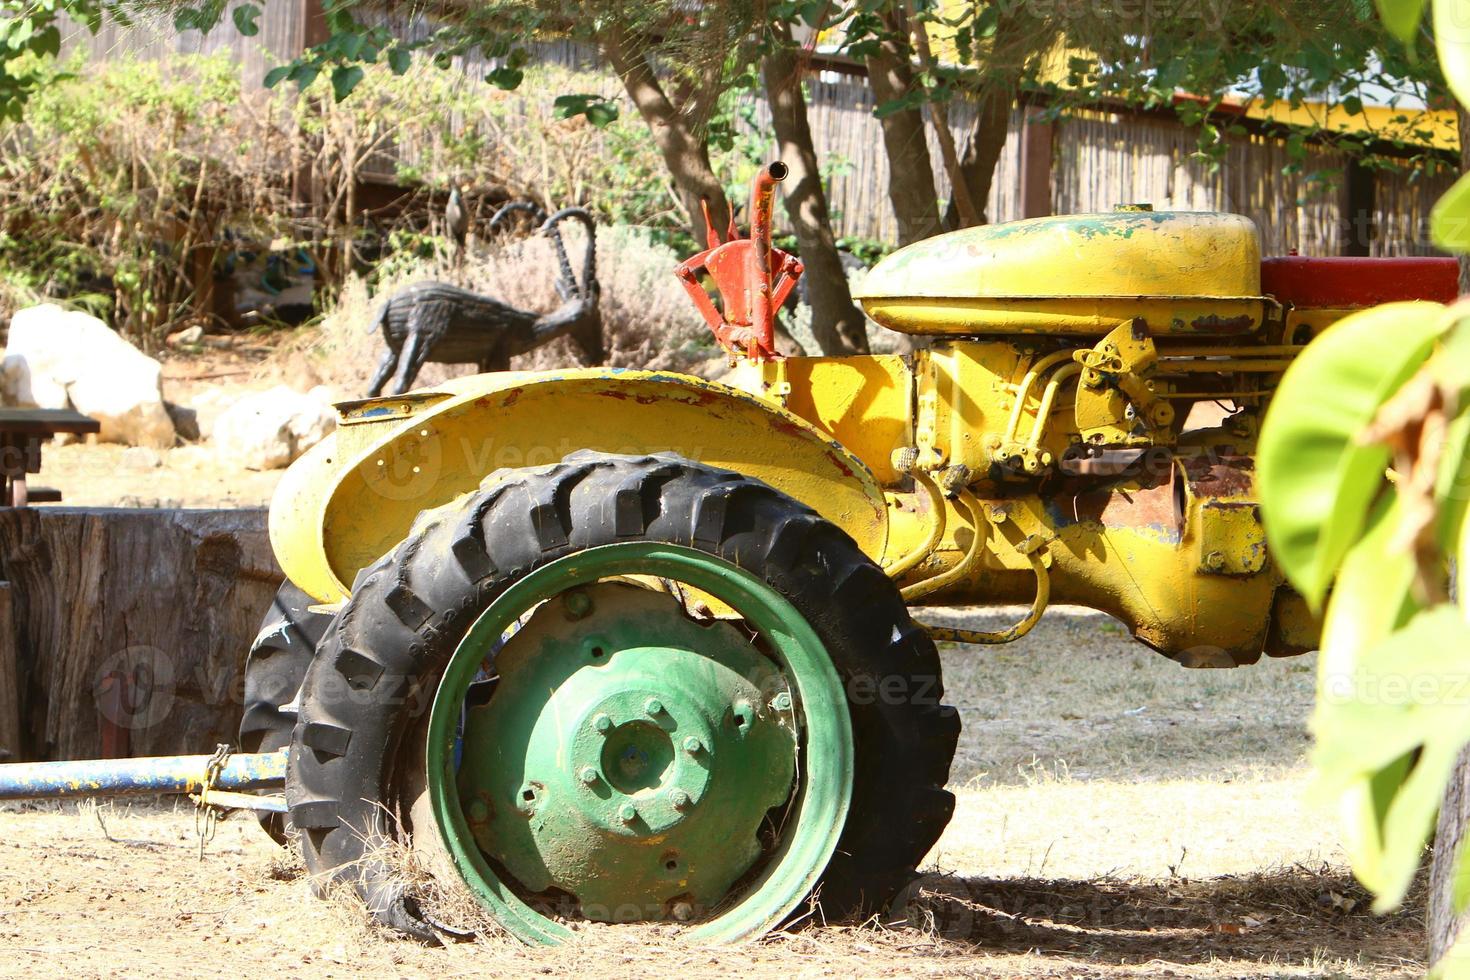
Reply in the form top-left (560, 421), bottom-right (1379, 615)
top-left (286, 452), bottom-right (959, 935)
top-left (239, 581), bottom-right (330, 843)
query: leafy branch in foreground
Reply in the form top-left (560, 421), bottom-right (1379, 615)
top-left (1258, 2), bottom-right (1470, 975)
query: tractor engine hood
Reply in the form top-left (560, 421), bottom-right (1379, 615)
top-left (855, 209), bottom-right (1266, 337)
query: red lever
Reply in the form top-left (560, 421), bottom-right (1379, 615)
top-left (675, 161), bottom-right (804, 360)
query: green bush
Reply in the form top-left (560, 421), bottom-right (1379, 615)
top-left (0, 52), bottom-right (292, 349)
top-left (0, 54), bottom-right (768, 347)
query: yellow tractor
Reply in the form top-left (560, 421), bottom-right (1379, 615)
top-left (247, 163), bottom-right (1456, 942)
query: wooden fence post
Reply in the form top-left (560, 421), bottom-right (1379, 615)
top-left (1019, 108), bottom-right (1055, 219)
top-left (1341, 159), bottom-right (1376, 257)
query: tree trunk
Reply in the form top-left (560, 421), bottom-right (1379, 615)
top-left (1433, 744), bottom-right (1470, 964)
top-left (943, 88), bottom-right (1015, 229)
top-left (906, 3), bottom-right (976, 227)
top-left (1428, 103), bottom-right (1470, 970)
top-left (0, 508), bottom-right (281, 761)
top-left (864, 9), bottom-right (942, 246)
top-left (763, 36), bottom-right (870, 355)
top-left (604, 29), bottom-right (731, 246)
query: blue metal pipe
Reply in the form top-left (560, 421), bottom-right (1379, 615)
top-left (0, 750), bottom-right (288, 800)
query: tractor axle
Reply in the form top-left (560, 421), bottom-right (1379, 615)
top-left (0, 749), bottom-right (287, 801)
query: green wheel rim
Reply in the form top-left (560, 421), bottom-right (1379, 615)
top-left (425, 542), bottom-right (854, 945)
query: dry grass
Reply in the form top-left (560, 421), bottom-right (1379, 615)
top-left (0, 607), bottom-right (1426, 978)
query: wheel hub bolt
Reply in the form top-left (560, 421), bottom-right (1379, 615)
top-left (563, 591), bottom-right (592, 619)
top-left (682, 735), bottom-right (703, 754)
top-left (771, 692), bottom-right (793, 711)
top-left (579, 766), bottom-right (599, 785)
top-left (619, 803), bottom-right (638, 824)
top-left (670, 789), bottom-right (691, 809)
top-left (467, 798), bottom-right (489, 822)
top-left (671, 901), bottom-right (695, 922)
top-left (645, 698), bottom-right (664, 716)
top-left (592, 713), bottom-right (613, 733)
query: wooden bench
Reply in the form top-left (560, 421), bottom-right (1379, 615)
top-left (0, 408), bottom-right (100, 507)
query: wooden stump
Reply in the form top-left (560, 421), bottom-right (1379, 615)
top-left (0, 582), bottom-right (19, 761)
top-left (0, 508), bottom-right (282, 761)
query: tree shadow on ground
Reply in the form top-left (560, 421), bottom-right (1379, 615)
top-left (880, 864), bottom-right (1424, 972)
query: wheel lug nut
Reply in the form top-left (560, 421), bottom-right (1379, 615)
top-left (467, 799), bottom-right (489, 822)
top-left (772, 692), bottom-right (793, 711)
top-left (682, 735), bottom-right (702, 754)
top-left (563, 590), bottom-right (592, 619)
top-left (579, 766), bottom-right (599, 785)
top-left (670, 789), bottom-right (691, 809)
top-left (671, 900), bottom-right (695, 922)
top-left (593, 713), bottom-right (613, 733)
top-left (619, 803), bottom-right (638, 824)
top-left (645, 698), bottom-right (663, 716)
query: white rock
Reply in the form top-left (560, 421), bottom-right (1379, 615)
top-left (0, 304), bottom-right (176, 449)
top-left (213, 385), bottom-right (337, 471)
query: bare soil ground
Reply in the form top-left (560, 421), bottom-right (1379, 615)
top-left (0, 608), bottom-right (1424, 979)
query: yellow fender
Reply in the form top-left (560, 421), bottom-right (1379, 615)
top-left (271, 369), bottom-right (891, 602)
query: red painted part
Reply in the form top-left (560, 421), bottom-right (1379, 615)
top-left (673, 162), bottom-right (803, 361)
top-left (1260, 255), bottom-right (1460, 308)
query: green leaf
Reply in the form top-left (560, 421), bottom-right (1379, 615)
top-left (584, 101), bottom-right (618, 127)
top-left (262, 65), bottom-right (292, 89)
top-left (1437, 0), bottom-right (1470, 108)
top-left (1454, 833), bottom-right (1470, 915)
top-left (1259, 301), bottom-right (1451, 608)
top-left (173, 7), bottom-right (200, 32)
top-left (1378, 0), bottom-right (1428, 42)
top-left (1435, 324), bottom-right (1470, 548)
top-left (232, 3), bottom-right (260, 37)
top-left (1257, 61), bottom-right (1288, 98)
top-left (1462, 496), bottom-right (1470, 611)
top-left (336, 32), bottom-right (365, 60)
top-left (1315, 496), bottom-right (1421, 692)
top-left (9, 17), bottom-right (32, 46)
top-left (330, 64), bottom-right (363, 102)
top-left (387, 47), bottom-right (411, 75)
top-left (874, 90), bottom-right (926, 119)
top-left (1437, 408), bottom-right (1470, 550)
top-left (553, 93), bottom-right (619, 127)
top-left (31, 24), bottom-right (59, 57)
top-left (1433, 170), bottom-right (1470, 251)
top-left (485, 66), bottom-right (523, 90)
top-left (1313, 605), bottom-right (1470, 908)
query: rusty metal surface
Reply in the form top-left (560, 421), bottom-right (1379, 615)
top-left (675, 163), bottom-right (803, 360)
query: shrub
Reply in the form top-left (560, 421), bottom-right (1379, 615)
top-left (0, 53), bottom-right (292, 349)
top-left (0, 54), bottom-right (767, 348)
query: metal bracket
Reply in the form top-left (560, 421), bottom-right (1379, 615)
top-left (1074, 320), bottom-right (1174, 447)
